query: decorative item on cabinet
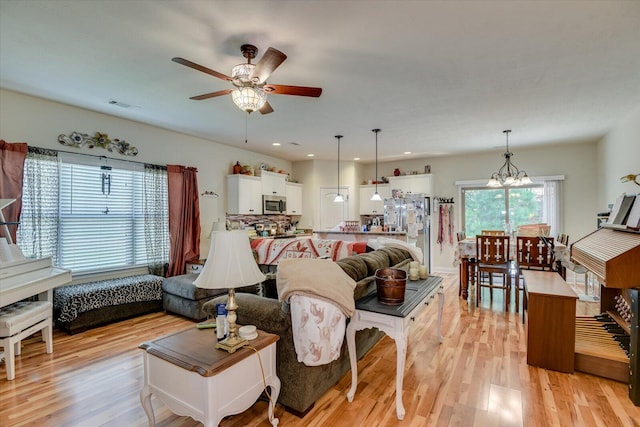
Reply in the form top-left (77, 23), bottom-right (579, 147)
top-left (233, 161), bottom-right (242, 174)
top-left (393, 168), bottom-right (401, 176)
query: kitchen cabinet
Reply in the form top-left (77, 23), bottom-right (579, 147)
top-left (227, 174), bottom-right (262, 215)
top-left (387, 174), bottom-right (434, 196)
top-left (359, 184), bottom-right (390, 215)
top-left (261, 171), bottom-right (287, 196)
top-left (286, 183), bottom-right (303, 215)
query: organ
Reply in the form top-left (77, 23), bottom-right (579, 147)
top-left (571, 227), bottom-right (640, 406)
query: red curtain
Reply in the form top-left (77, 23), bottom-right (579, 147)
top-left (166, 165), bottom-right (201, 277)
top-left (0, 140), bottom-right (28, 243)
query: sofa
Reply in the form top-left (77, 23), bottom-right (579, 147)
top-left (162, 273), bottom-right (260, 321)
top-left (202, 246), bottom-right (413, 416)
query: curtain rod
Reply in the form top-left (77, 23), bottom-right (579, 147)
top-left (28, 145), bottom-right (166, 169)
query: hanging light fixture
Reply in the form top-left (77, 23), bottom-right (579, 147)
top-left (334, 135), bottom-right (344, 202)
top-left (231, 87), bottom-right (267, 113)
top-left (230, 58), bottom-right (267, 113)
top-left (487, 130), bottom-right (532, 187)
top-left (371, 129), bottom-right (382, 201)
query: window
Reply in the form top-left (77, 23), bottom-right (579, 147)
top-left (459, 178), bottom-right (562, 238)
top-left (18, 151), bottom-right (169, 274)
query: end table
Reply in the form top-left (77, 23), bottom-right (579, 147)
top-left (139, 327), bottom-right (280, 426)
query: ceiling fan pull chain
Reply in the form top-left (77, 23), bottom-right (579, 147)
top-left (245, 114), bottom-right (248, 144)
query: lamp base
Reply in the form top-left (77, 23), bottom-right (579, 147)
top-left (215, 335), bottom-right (248, 353)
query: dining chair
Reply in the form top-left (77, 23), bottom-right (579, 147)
top-left (456, 231), bottom-right (476, 297)
top-left (475, 234), bottom-right (511, 310)
top-left (481, 230), bottom-right (505, 236)
top-left (514, 236), bottom-right (555, 312)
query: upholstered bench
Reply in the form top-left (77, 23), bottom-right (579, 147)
top-left (0, 300), bottom-right (53, 380)
top-left (162, 273), bottom-right (260, 321)
top-left (53, 274), bottom-right (163, 334)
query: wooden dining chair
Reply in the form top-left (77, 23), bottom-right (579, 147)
top-left (514, 236), bottom-right (555, 312)
top-left (456, 231), bottom-right (476, 297)
top-left (475, 234), bottom-right (511, 310)
top-left (481, 230), bottom-right (505, 236)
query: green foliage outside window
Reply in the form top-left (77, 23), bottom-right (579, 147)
top-left (463, 186), bottom-right (543, 237)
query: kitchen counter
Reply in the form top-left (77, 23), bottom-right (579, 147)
top-left (250, 233), bottom-right (312, 240)
top-left (313, 230), bottom-right (407, 242)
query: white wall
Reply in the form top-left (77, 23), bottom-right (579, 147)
top-left (597, 105), bottom-right (640, 209)
top-left (0, 89), bottom-right (292, 256)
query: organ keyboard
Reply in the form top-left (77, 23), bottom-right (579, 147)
top-left (571, 227), bottom-right (640, 406)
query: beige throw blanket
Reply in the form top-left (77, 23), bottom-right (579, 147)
top-left (276, 258), bottom-right (355, 317)
top-left (277, 258), bottom-right (356, 366)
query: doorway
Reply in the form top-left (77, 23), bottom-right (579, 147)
top-left (319, 186), bottom-right (349, 230)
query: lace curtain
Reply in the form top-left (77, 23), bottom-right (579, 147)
top-left (543, 179), bottom-right (563, 239)
top-left (17, 147), bottom-right (60, 263)
top-left (144, 164), bottom-right (169, 275)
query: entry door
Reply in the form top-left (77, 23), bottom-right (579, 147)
top-left (319, 186), bottom-right (349, 230)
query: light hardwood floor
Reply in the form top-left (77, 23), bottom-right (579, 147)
top-left (1, 273), bottom-right (639, 426)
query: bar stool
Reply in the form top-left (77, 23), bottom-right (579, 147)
top-left (0, 301), bottom-right (53, 380)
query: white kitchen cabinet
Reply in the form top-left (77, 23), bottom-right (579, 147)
top-left (387, 174), bottom-right (434, 196)
top-left (227, 174), bottom-right (262, 215)
top-left (359, 184), bottom-right (391, 215)
top-left (261, 171), bottom-right (287, 196)
top-left (286, 183), bottom-right (303, 215)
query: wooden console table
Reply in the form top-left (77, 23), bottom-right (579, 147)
top-left (139, 327), bottom-right (280, 426)
top-left (346, 275), bottom-right (444, 420)
top-left (523, 270), bottom-right (578, 373)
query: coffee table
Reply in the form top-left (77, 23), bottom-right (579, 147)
top-left (346, 275), bottom-right (444, 420)
top-left (139, 327), bottom-right (280, 426)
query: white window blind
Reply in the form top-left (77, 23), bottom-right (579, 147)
top-left (58, 154), bottom-right (152, 273)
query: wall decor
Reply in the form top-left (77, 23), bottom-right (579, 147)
top-left (58, 131), bottom-right (138, 156)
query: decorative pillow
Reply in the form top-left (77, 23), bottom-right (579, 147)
top-left (379, 247), bottom-right (411, 266)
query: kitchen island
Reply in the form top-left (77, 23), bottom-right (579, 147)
top-left (313, 230), bottom-right (407, 242)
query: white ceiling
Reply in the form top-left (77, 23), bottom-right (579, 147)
top-left (1, 0), bottom-right (639, 163)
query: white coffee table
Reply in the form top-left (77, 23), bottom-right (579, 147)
top-left (139, 327), bottom-right (280, 426)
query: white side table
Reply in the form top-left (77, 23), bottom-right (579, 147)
top-left (139, 327), bottom-right (280, 426)
top-left (346, 275), bottom-right (444, 420)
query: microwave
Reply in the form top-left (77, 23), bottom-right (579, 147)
top-left (263, 195), bottom-right (286, 214)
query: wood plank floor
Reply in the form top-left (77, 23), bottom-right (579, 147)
top-left (2, 273), bottom-right (639, 426)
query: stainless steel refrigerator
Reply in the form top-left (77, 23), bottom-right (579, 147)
top-left (383, 194), bottom-right (431, 269)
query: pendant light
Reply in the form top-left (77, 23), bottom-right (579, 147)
top-left (334, 135), bottom-right (344, 202)
top-left (370, 128), bottom-right (382, 201)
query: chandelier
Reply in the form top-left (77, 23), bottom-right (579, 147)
top-left (487, 130), bottom-right (532, 187)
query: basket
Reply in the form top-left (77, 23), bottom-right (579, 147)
top-left (375, 268), bottom-right (407, 305)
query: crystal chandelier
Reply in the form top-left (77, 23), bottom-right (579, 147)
top-left (334, 135), bottom-right (344, 202)
top-left (487, 130), bottom-right (532, 187)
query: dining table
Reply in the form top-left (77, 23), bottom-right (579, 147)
top-left (454, 237), bottom-right (569, 300)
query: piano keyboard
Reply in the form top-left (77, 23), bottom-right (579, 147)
top-left (575, 314), bottom-right (630, 383)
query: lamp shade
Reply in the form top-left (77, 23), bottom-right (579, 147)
top-left (231, 87), bottom-right (267, 113)
top-left (194, 230), bottom-right (265, 289)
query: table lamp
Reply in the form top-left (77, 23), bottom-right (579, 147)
top-left (194, 229), bottom-right (266, 353)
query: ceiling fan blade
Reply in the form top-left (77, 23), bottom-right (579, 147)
top-left (259, 101), bottom-right (274, 115)
top-left (189, 89), bottom-right (232, 100)
top-left (172, 57), bottom-right (231, 81)
top-left (263, 84), bottom-right (322, 97)
top-left (250, 47), bottom-right (287, 84)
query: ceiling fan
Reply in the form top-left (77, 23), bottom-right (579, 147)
top-left (172, 44), bottom-right (322, 114)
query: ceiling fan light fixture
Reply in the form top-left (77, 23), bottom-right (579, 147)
top-left (231, 87), bottom-right (267, 113)
top-left (231, 63), bottom-right (255, 81)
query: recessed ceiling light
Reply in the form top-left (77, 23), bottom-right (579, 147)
top-left (307, 154), bottom-right (314, 157)
top-left (272, 143), bottom-right (281, 146)
top-left (404, 151), bottom-right (411, 155)
top-left (353, 157), bottom-right (360, 161)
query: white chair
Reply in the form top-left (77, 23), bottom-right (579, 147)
top-left (0, 301), bottom-right (53, 380)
